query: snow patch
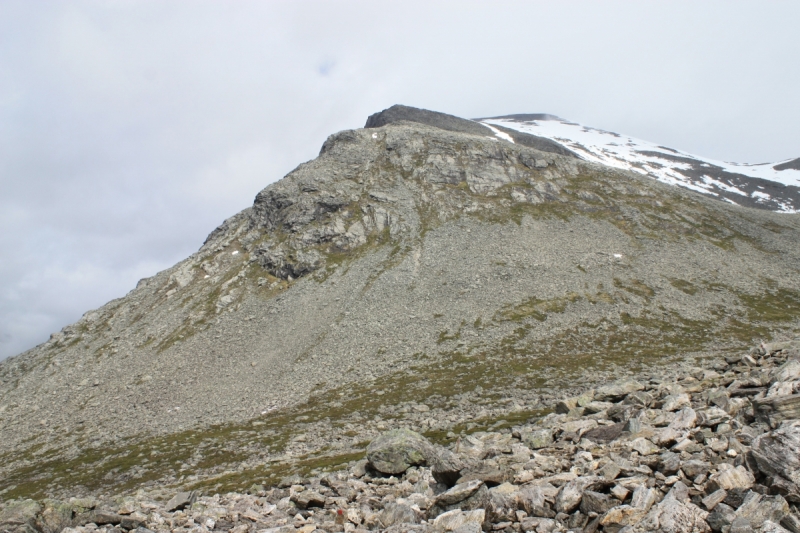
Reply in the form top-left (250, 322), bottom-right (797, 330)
top-left (480, 117), bottom-right (799, 213)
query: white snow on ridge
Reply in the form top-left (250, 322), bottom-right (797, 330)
top-left (483, 123), bottom-right (515, 144)
top-left (480, 117), bottom-right (800, 212)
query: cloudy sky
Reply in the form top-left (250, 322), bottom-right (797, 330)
top-left (1, 1), bottom-right (798, 360)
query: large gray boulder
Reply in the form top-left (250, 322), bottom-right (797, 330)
top-left (633, 482), bottom-right (710, 533)
top-left (366, 428), bottom-right (434, 475)
top-left (752, 422), bottom-right (800, 500)
top-left (0, 500), bottom-right (42, 533)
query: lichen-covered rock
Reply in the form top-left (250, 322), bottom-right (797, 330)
top-left (366, 428), bottom-right (434, 474)
top-left (0, 500), bottom-right (42, 533)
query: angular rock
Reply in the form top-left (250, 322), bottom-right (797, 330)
top-left (379, 503), bottom-right (418, 527)
top-left (166, 491), bottom-right (197, 512)
top-left (290, 490), bottom-right (326, 509)
top-left (668, 407), bottom-right (697, 430)
top-left (659, 451), bottom-right (682, 475)
top-left (701, 489), bottom-right (728, 511)
top-left (429, 446), bottom-right (466, 486)
top-left (752, 422), bottom-right (800, 494)
top-left (366, 428), bottom-right (433, 475)
top-left (518, 484), bottom-right (557, 518)
top-left (681, 460), bottom-right (711, 479)
top-left (595, 380), bottom-right (645, 402)
top-left (555, 397), bottom-right (578, 414)
top-left (584, 422), bottom-right (625, 443)
top-left (662, 393), bottom-right (691, 412)
top-left (631, 437), bottom-right (660, 456)
top-left (754, 394), bottom-right (800, 428)
top-left (436, 480), bottom-right (485, 507)
top-left (706, 503), bottom-right (735, 533)
top-left (633, 482), bottom-right (710, 533)
top-left (580, 491), bottom-right (616, 515)
top-left (0, 499), bottom-right (42, 533)
top-left (432, 509), bottom-right (485, 531)
top-left (773, 359), bottom-right (800, 382)
top-left (733, 491), bottom-right (789, 529)
top-left (706, 465), bottom-right (754, 493)
top-left (555, 476), bottom-right (605, 514)
top-left (623, 391), bottom-right (654, 408)
top-left (520, 429), bottom-right (554, 450)
top-left (629, 485), bottom-right (658, 512)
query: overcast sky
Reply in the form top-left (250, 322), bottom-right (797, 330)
top-left (1, 1), bottom-right (798, 360)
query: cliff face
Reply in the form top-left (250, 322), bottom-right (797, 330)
top-left (1, 109), bottom-right (800, 500)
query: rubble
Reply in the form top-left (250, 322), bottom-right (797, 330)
top-left (3, 339), bottom-right (800, 532)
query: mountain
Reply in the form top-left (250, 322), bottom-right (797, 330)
top-left (1, 105), bottom-right (800, 501)
top-left (478, 113), bottom-right (800, 213)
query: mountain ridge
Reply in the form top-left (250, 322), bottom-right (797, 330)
top-left (1, 106), bottom-right (799, 501)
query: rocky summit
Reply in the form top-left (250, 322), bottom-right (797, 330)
top-left (1, 105), bottom-right (800, 532)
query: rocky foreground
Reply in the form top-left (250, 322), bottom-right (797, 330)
top-left (3, 338), bottom-right (800, 533)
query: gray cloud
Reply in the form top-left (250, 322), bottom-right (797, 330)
top-left (1, 0), bottom-right (798, 359)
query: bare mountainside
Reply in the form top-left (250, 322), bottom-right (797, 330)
top-left (1, 106), bottom-right (800, 500)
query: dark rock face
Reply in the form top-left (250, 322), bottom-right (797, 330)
top-left (365, 105), bottom-right (492, 137)
top-left (365, 104), bottom-right (578, 157)
top-left (775, 158), bottom-right (800, 171)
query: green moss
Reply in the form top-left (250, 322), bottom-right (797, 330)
top-left (669, 278), bottom-right (698, 295)
top-left (495, 293), bottom-right (581, 322)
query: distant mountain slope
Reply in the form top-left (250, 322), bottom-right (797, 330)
top-left (479, 114), bottom-right (800, 212)
top-left (1, 105), bottom-right (799, 500)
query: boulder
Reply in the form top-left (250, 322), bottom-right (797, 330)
top-left (623, 391), bottom-right (654, 408)
top-left (668, 407), bottom-right (697, 430)
top-left (435, 480), bottom-right (485, 507)
top-left (366, 428), bottom-right (433, 475)
top-left (555, 476), bottom-right (605, 514)
top-left (584, 422), bottom-right (625, 443)
top-left (431, 509), bottom-right (485, 531)
top-left (379, 503), bottom-right (418, 527)
top-left (165, 491), bottom-right (197, 512)
top-left (706, 465), bottom-right (754, 493)
top-left (518, 484), bottom-right (557, 518)
top-left (752, 422), bottom-right (800, 496)
top-left (594, 380), bottom-right (645, 402)
top-left (633, 482), bottom-right (710, 533)
top-left (706, 503), bottom-right (735, 532)
top-left (580, 491), bottom-right (616, 515)
top-left (521, 429), bottom-right (554, 450)
top-left (290, 490), bottom-right (326, 510)
top-left (732, 491), bottom-right (789, 529)
top-left (38, 500), bottom-right (76, 533)
top-left (429, 446), bottom-right (466, 486)
top-left (662, 393), bottom-right (691, 412)
top-left (773, 359), bottom-right (800, 382)
top-left (0, 499), bottom-right (42, 533)
top-left (754, 395), bottom-right (800, 428)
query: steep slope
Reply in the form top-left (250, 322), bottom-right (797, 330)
top-left (479, 114), bottom-right (800, 212)
top-left (1, 107), bottom-right (800, 500)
